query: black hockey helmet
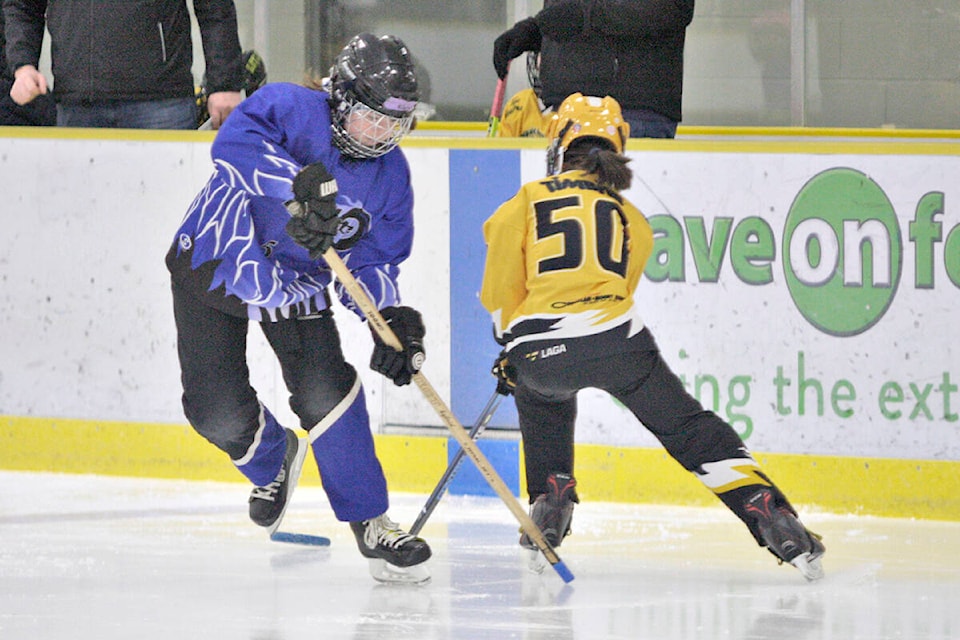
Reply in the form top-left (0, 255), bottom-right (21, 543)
top-left (327, 33), bottom-right (420, 158)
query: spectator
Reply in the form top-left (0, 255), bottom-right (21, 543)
top-left (0, 6), bottom-right (53, 125)
top-left (497, 52), bottom-right (552, 138)
top-left (3, 0), bottom-right (243, 129)
top-left (480, 93), bottom-right (825, 581)
top-left (493, 0), bottom-right (695, 138)
top-left (165, 33), bottom-right (432, 584)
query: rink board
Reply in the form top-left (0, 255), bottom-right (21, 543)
top-left (1, 128), bottom-right (959, 520)
top-left (2, 415), bottom-right (958, 520)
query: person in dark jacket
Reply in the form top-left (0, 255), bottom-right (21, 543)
top-left (3, 0), bottom-right (243, 129)
top-left (0, 6), bottom-right (53, 125)
top-left (492, 0), bottom-right (695, 138)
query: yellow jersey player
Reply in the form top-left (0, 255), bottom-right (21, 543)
top-left (480, 93), bottom-right (825, 581)
top-left (497, 53), bottom-right (552, 138)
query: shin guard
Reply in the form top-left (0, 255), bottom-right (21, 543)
top-left (307, 377), bottom-right (388, 522)
top-left (233, 404), bottom-right (288, 487)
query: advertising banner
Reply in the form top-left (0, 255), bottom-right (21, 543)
top-left (451, 148), bottom-right (960, 460)
top-left (1, 133), bottom-right (956, 464)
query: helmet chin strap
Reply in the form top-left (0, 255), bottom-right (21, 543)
top-left (546, 120), bottom-right (575, 175)
top-left (546, 141), bottom-right (564, 176)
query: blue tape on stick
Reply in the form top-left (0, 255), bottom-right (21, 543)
top-left (270, 531), bottom-right (331, 546)
top-left (552, 560), bottom-right (575, 583)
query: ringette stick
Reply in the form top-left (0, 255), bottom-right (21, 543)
top-left (323, 248), bottom-right (574, 583)
top-left (410, 389), bottom-right (502, 536)
top-left (486, 68), bottom-right (509, 137)
top-left (270, 531), bottom-right (331, 546)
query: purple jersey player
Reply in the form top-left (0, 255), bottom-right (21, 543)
top-left (166, 33), bottom-right (431, 584)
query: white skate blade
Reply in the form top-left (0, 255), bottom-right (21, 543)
top-left (524, 548), bottom-right (546, 575)
top-left (791, 551), bottom-right (825, 582)
top-left (367, 558), bottom-right (431, 585)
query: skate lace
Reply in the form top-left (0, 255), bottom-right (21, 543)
top-left (364, 515), bottom-right (416, 550)
top-left (250, 467), bottom-right (286, 502)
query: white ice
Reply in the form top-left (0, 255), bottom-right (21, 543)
top-left (1, 470), bottom-right (958, 639)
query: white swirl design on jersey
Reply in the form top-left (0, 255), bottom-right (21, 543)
top-left (187, 159), bottom-right (328, 312)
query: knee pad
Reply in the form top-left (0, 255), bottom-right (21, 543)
top-left (183, 390), bottom-right (262, 460)
top-left (290, 362), bottom-right (358, 429)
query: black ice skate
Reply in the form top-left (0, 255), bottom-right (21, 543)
top-left (744, 487), bottom-right (825, 581)
top-left (248, 428), bottom-right (307, 534)
top-left (520, 472), bottom-right (578, 551)
top-left (350, 514), bottom-right (432, 584)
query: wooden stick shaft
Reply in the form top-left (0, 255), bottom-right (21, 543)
top-left (410, 390), bottom-right (501, 536)
top-left (323, 248), bottom-right (570, 575)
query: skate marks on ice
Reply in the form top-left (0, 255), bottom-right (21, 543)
top-left (0, 471), bottom-right (958, 639)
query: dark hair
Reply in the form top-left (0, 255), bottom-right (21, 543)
top-left (562, 138), bottom-right (632, 191)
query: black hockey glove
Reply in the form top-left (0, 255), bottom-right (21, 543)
top-left (493, 17), bottom-right (541, 79)
top-left (285, 162), bottom-right (339, 260)
top-left (491, 350), bottom-right (517, 396)
top-left (370, 306), bottom-right (426, 386)
top-left (536, 0), bottom-right (586, 42)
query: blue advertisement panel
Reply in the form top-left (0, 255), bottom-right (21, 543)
top-left (448, 149), bottom-right (521, 430)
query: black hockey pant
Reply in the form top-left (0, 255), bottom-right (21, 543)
top-left (511, 325), bottom-right (750, 501)
top-left (171, 282), bottom-right (356, 461)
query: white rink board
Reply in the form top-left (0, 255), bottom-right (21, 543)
top-left (0, 136), bottom-right (449, 433)
top-left (0, 133), bottom-right (957, 461)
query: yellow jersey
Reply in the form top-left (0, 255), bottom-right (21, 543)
top-left (481, 170), bottom-right (653, 349)
top-left (497, 88), bottom-right (550, 138)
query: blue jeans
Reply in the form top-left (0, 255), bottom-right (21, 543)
top-left (57, 97), bottom-right (197, 129)
top-left (622, 108), bottom-right (678, 139)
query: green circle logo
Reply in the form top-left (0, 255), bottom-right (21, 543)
top-left (783, 168), bottom-right (902, 336)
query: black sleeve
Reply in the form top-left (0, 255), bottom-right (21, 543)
top-left (588, 0), bottom-right (695, 38)
top-left (192, 0), bottom-right (244, 94)
top-left (2, 0), bottom-right (48, 73)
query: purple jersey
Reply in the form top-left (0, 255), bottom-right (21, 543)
top-left (167, 82), bottom-right (414, 321)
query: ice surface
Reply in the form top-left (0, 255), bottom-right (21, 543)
top-left (1, 471), bottom-right (958, 639)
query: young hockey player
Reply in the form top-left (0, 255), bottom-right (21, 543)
top-left (497, 52), bottom-right (552, 138)
top-left (480, 93), bottom-right (826, 581)
top-left (166, 33), bottom-right (431, 584)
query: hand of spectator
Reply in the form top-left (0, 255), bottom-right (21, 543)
top-left (10, 66), bottom-right (48, 106)
top-left (205, 91), bottom-right (242, 129)
top-left (493, 18), bottom-right (542, 79)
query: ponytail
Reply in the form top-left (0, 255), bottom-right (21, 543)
top-left (562, 139), bottom-right (632, 191)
